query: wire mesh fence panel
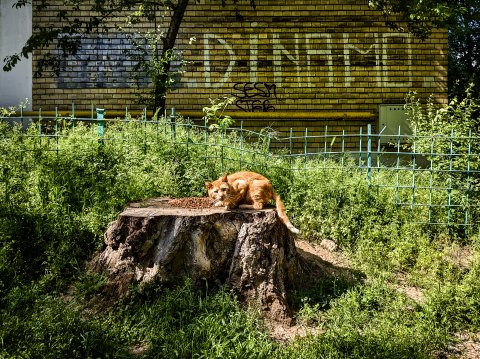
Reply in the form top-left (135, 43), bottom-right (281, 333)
top-left (2, 109), bottom-right (479, 232)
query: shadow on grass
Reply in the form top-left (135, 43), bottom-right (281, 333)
top-left (289, 244), bottom-right (365, 313)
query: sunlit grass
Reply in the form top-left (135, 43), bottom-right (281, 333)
top-left (0, 119), bottom-right (479, 358)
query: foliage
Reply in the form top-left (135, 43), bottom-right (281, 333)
top-left (448, 0), bottom-right (480, 98)
top-left (282, 279), bottom-right (451, 359)
top-left (117, 8), bottom-right (194, 109)
top-left (202, 96), bottom-right (236, 130)
top-left (0, 106), bottom-right (17, 118)
top-left (368, 0), bottom-right (461, 39)
top-left (423, 256), bottom-right (480, 332)
top-left (0, 99), bottom-right (29, 117)
top-left (0, 281), bottom-right (275, 358)
top-left (405, 87), bottom-right (480, 217)
top-left (0, 116), bottom-right (479, 358)
top-left (287, 161), bottom-right (453, 274)
top-left (369, 0), bottom-right (480, 96)
top-left (0, 288), bottom-right (130, 358)
top-left (113, 282), bottom-right (275, 358)
top-left (406, 85), bottom-right (480, 137)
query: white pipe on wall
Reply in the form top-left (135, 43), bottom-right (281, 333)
top-left (0, 0), bottom-right (32, 110)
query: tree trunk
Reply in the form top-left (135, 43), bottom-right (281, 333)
top-left (92, 197), bottom-right (301, 322)
top-left (155, 0), bottom-right (190, 112)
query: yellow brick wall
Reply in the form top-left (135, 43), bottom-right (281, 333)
top-left (32, 0), bottom-right (448, 139)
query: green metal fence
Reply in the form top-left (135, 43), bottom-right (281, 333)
top-left (1, 107), bottom-right (479, 230)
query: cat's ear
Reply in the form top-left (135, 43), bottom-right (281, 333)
top-left (221, 174), bottom-right (228, 182)
top-left (205, 181), bottom-right (212, 189)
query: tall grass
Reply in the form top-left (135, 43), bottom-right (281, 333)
top-left (0, 118), bottom-right (479, 358)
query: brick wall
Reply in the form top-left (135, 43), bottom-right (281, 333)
top-left (32, 0), bottom-right (448, 141)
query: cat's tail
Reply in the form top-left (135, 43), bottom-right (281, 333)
top-left (273, 191), bottom-right (300, 234)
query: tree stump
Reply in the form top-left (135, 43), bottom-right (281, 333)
top-left (93, 197), bottom-right (301, 322)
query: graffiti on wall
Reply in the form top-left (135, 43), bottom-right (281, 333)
top-left (231, 82), bottom-right (280, 112)
top-left (197, 32), bottom-right (413, 89)
top-left (56, 31), bottom-right (414, 91)
top-left (56, 34), bottom-right (149, 89)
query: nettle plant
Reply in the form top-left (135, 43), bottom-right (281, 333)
top-left (0, 99), bottom-right (29, 117)
top-left (405, 85), bottom-right (480, 201)
top-left (406, 84), bottom-right (479, 166)
top-left (202, 96), bottom-right (236, 130)
top-left (0, 107), bottom-right (16, 117)
top-left (406, 85), bottom-right (479, 136)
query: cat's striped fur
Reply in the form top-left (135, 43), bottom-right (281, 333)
top-left (205, 171), bottom-right (300, 234)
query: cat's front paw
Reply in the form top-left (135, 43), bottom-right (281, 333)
top-left (213, 201), bottom-right (224, 207)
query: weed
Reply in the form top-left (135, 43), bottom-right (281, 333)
top-left (0, 291), bottom-right (130, 358)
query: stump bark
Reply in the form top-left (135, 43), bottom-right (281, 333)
top-left (93, 197), bottom-right (301, 322)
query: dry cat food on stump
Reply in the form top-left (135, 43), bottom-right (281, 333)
top-left (168, 197), bottom-right (214, 209)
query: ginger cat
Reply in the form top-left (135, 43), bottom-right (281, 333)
top-left (205, 171), bottom-right (300, 234)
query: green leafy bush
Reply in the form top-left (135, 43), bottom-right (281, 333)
top-left (406, 87), bottom-right (480, 229)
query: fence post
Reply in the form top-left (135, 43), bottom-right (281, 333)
top-left (447, 129), bottom-right (454, 224)
top-left (377, 126), bottom-right (383, 171)
top-left (289, 128), bottom-right (293, 171)
top-left (55, 107), bottom-right (59, 156)
top-left (170, 107), bottom-right (176, 140)
top-left (358, 126), bottom-right (363, 167)
top-left (96, 108), bottom-right (105, 137)
top-left (411, 127), bottom-right (417, 209)
top-left (465, 129), bottom-right (472, 234)
top-left (395, 125), bottom-right (401, 207)
top-left (204, 116), bottom-right (208, 169)
top-left (367, 124), bottom-right (372, 185)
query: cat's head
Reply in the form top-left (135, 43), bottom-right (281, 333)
top-left (205, 174), bottom-right (230, 202)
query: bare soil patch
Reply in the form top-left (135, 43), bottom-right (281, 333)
top-left (440, 332), bottom-right (480, 359)
top-left (394, 273), bottom-right (425, 303)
